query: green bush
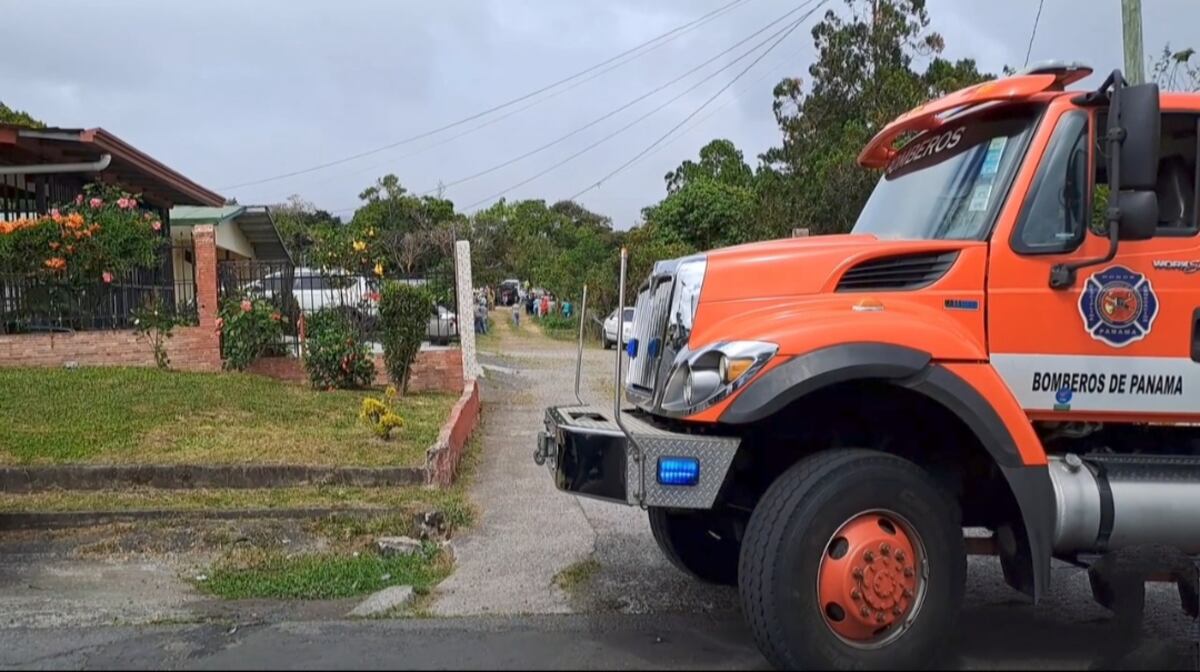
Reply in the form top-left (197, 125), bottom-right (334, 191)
top-left (219, 297), bottom-right (284, 371)
top-left (379, 282), bottom-right (432, 393)
top-left (304, 308), bottom-right (375, 389)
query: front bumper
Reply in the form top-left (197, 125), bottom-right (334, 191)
top-left (535, 404), bottom-right (740, 509)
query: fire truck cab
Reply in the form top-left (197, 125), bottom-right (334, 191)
top-left (535, 63), bottom-right (1200, 669)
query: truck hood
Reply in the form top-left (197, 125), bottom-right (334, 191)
top-left (699, 234), bottom-right (976, 302)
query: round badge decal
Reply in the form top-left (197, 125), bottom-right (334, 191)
top-left (1079, 266), bottom-right (1158, 347)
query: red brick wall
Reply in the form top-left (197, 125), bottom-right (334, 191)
top-left (426, 380), bottom-right (481, 487)
top-left (244, 347), bottom-right (463, 394)
top-left (0, 325), bottom-right (220, 371)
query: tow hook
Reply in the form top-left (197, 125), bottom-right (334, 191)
top-left (534, 431), bottom-right (554, 466)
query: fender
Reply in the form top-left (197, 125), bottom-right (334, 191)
top-left (720, 343), bottom-right (1054, 601)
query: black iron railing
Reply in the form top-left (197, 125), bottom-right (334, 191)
top-left (0, 249), bottom-right (197, 334)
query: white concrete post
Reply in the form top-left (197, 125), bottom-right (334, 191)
top-left (455, 240), bottom-right (481, 380)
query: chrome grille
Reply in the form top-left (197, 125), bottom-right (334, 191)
top-left (626, 277), bottom-right (673, 394)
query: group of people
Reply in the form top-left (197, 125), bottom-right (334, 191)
top-left (470, 282), bottom-right (577, 333)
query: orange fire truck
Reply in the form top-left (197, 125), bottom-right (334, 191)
top-left (535, 63), bottom-right (1199, 668)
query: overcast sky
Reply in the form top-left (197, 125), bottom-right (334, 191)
top-left (2, 0), bottom-right (1197, 227)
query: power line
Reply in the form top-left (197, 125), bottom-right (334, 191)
top-left (263, 0), bottom-right (753, 202)
top-left (414, 0), bottom-right (823, 199)
top-left (218, 0), bottom-right (748, 192)
top-left (458, 3), bottom-right (822, 213)
top-left (566, 0), bottom-right (827, 202)
top-left (1023, 0), bottom-right (1044, 67)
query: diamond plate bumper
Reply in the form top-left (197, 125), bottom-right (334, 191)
top-left (537, 404), bottom-right (740, 509)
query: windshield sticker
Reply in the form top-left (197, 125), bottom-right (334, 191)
top-left (980, 137), bottom-right (1007, 175)
top-left (968, 184), bottom-right (993, 211)
top-left (1079, 266), bottom-right (1158, 348)
top-left (886, 127), bottom-right (964, 176)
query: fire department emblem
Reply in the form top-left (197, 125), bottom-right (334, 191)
top-left (1079, 266), bottom-right (1158, 347)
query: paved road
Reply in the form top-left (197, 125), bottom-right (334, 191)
top-left (0, 319), bottom-right (1195, 669)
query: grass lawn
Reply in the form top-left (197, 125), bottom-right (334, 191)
top-left (0, 367), bottom-right (455, 466)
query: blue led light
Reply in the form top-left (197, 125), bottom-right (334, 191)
top-left (626, 338), bottom-right (639, 358)
top-left (657, 457), bottom-right (700, 486)
top-left (647, 338), bottom-right (660, 359)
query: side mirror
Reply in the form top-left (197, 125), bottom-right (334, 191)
top-left (1111, 82), bottom-right (1160, 190)
top-left (1117, 190), bottom-right (1158, 240)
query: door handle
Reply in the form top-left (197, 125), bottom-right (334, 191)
top-left (1193, 308), bottom-right (1200, 363)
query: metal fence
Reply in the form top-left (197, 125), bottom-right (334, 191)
top-left (217, 260), bottom-right (459, 357)
top-left (0, 246), bottom-right (197, 334)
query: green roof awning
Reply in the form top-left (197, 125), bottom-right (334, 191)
top-left (169, 205), bottom-right (291, 262)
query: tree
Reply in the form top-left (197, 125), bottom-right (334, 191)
top-left (1151, 44), bottom-right (1200, 91)
top-left (0, 102), bottom-right (44, 129)
top-left (271, 195), bottom-right (340, 263)
top-left (757, 0), bottom-right (991, 236)
top-left (642, 178), bottom-right (759, 251)
top-left (665, 139), bottom-right (754, 194)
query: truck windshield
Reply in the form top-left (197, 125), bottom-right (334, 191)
top-left (852, 109), bottom-right (1038, 241)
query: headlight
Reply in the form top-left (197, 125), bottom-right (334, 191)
top-left (666, 257), bottom-right (707, 348)
top-left (661, 340), bottom-right (777, 415)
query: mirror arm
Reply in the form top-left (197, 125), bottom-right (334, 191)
top-left (1050, 73), bottom-right (1125, 290)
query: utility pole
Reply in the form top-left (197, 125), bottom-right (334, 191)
top-left (1121, 0), bottom-right (1145, 84)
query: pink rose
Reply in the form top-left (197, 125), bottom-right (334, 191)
top-left (240, 299), bottom-right (253, 313)
top-left (75, 195), bottom-right (84, 206)
top-left (50, 208), bottom-right (60, 218)
top-left (215, 317), bottom-right (225, 332)
top-left (128, 198), bottom-right (137, 208)
top-left (117, 198), bottom-right (128, 209)
top-left (89, 198), bottom-right (103, 208)
top-left (101, 271), bottom-right (113, 284)
top-left (151, 220), bottom-right (162, 232)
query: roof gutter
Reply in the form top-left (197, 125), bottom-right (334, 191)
top-left (0, 153), bottom-right (112, 175)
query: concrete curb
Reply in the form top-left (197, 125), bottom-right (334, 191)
top-left (0, 465), bottom-right (426, 494)
top-left (0, 507), bottom-right (399, 531)
top-left (424, 379), bottom-right (481, 488)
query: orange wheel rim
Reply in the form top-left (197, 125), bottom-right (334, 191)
top-left (817, 511), bottom-right (925, 647)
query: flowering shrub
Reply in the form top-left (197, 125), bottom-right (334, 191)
top-left (358, 386), bottom-right (405, 439)
top-left (132, 297), bottom-right (181, 369)
top-left (303, 308), bottom-right (375, 389)
top-left (0, 183), bottom-right (163, 283)
top-left (219, 296), bottom-right (285, 371)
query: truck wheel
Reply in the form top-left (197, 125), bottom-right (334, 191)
top-left (739, 449), bottom-right (965, 670)
top-left (648, 507), bottom-right (740, 586)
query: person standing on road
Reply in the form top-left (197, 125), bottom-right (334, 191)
top-left (512, 301), bottom-right (521, 327)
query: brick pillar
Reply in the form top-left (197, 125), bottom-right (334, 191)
top-left (190, 224), bottom-right (222, 370)
top-left (193, 225), bottom-right (219, 329)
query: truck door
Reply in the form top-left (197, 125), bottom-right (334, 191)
top-left (988, 106), bottom-right (1200, 421)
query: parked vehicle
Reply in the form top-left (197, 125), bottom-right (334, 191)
top-left (499, 279), bottom-right (521, 306)
top-left (535, 64), bottom-right (1200, 669)
top-left (427, 305), bottom-right (458, 345)
top-left (601, 307), bottom-right (634, 350)
top-left (246, 267), bottom-right (377, 322)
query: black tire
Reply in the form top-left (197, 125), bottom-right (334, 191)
top-left (648, 507), bottom-right (740, 586)
top-left (739, 449), bottom-right (965, 670)
top-left (602, 336), bottom-right (613, 350)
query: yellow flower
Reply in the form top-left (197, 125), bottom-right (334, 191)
top-left (374, 262), bottom-right (384, 277)
top-left (352, 240), bottom-right (367, 252)
top-left (367, 228), bottom-right (376, 238)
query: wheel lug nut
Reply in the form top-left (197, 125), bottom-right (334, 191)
top-left (880, 543), bottom-right (890, 556)
top-left (864, 551), bottom-right (875, 562)
top-left (903, 567), bottom-right (914, 578)
top-left (903, 588), bottom-right (913, 598)
top-left (860, 606), bottom-right (871, 617)
top-left (850, 590), bottom-right (861, 600)
top-left (894, 550), bottom-right (905, 562)
top-left (875, 611), bottom-right (886, 623)
top-left (852, 568), bottom-right (863, 579)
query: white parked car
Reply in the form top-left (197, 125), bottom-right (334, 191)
top-left (602, 308), bottom-right (634, 350)
top-left (427, 305), bottom-right (458, 345)
top-left (248, 267), bottom-right (377, 318)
